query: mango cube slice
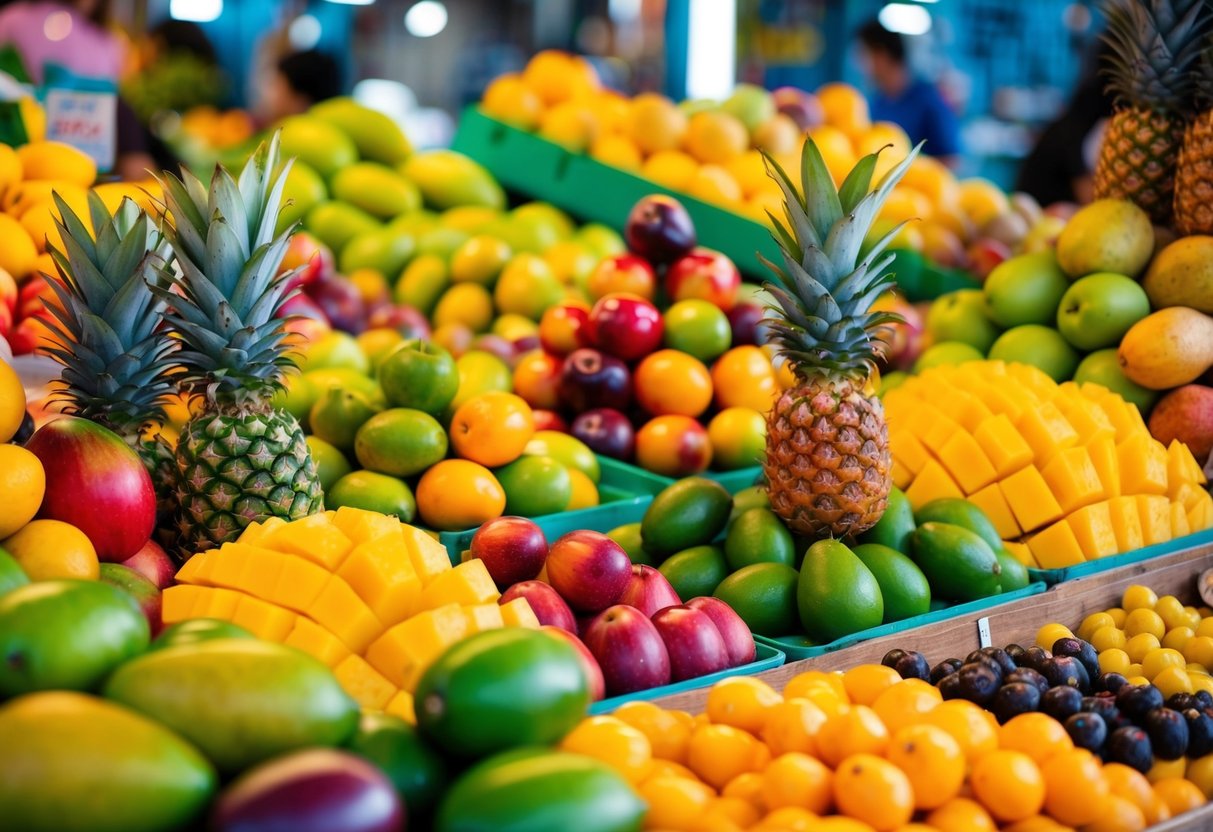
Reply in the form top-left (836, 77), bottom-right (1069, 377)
top-left (1015, 402), bottom-right (1078, 464)
top-left (897, 400), bottom-right (949, 441)
top-left (948, 389), bottom-right (995, 433)
top-left (417, 559), bottom-right (499, 612)
top-left (268, 554), bottom-right (331, 614)
top-left (1188, 490), bottom-right (1213, 532)
top-left (238, 547), bottom-right (287, 601)
top-left (237, 516), bottom-right (287, 546)
top-left (968, 483), bottom-right (1021, 540)
top-left (402, 525), bottom-right (454, 583)
top-left (1067, 502), bottom-right (1118, 560)
top-left (262, 513), bottom-right (353, 570)
top-left (969, 381), bottom-right (1026, 421)
top-left (1085, 434), bottom-right (1121, 498)
top-left (366, 603), bottom-right (469, 690)
top-left (892, 459), bottom-right (913, 490)
top-left (208, 543), bottom-right (255, 590)
top-left (499, 597), bottom-right (541, 629)
top-left (1099, 398), bottom-right (1149, 442)
top-left (463, 603), bottom-right (505, 633)
top-left (1053, 393), bottom-right (1115, 447)
top-left (331, 506), bottom-right (402, 544)
top-left (920, 415), bottom-right (964, 457)
top-left (1029, 520), bottom-right (1086, 569)
top-left (973, 413), bottom-right (1034, 478)
top-left (1106, 496), bottom-right (1144, 553)
top-left (937, 431), bottom-right (998, 495)
top-left (905, 459), bottom-right (965, 512)
top-left (162, 584), bottom-right (206, 624)
top-left (309, 577), bottom-right (384, 654)
top-left (1136, 495), bottom-right (1172, 546)
top-left (196, 586), bottom-right (243, 620)
top-left (1008, 363), bottom-right (1057, 399)
top-left (337, 535), bottom-right (423, 626)
top-left (333, 654), bottom-right (396, 711)
top-left (385, 690), bottom-right (416, 723)
top-left (1168, 440), bottom-right (1208, 493)
top-left (889, 428), bottom-right (930, 476)
top-left (1000, 465), bottom-right (1064, 533)
top-left (1003, 540), bottom-right (1038, 569)
top-left (283, 616), bottom-right (350, 668)
top-left (1117, 433), bottom-right (1169, 496)
top-left (1042, 447), bottom-right (1105, 514)
top-left (1172, 502), bottom-right (1192, 539)
top-left (232, 594), bottom-right (297, 642)
top-left (173, 551), bottom-right (211, 585)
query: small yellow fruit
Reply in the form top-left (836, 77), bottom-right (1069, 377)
top-left (0, 444), bottom-right (43, 538)
top-left (3, 518), bottom-right (99, 580)
top-left (16, 140), bottom-right (97, 187)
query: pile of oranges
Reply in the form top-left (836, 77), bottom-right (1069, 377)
top-left (563, 664), bottom-right (1208, 831)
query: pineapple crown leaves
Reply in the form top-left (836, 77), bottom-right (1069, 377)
top-left (150, 133), bottom-right (301, 407)
top-left (40, 191), bottom-right (178, 430)
top-left (1101, 0), bottom-right (1211, 113)
top-left (758, 137), bottom-right (922, 382)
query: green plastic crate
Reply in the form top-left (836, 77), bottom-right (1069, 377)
top-left (755, 582), bottom-right (1048, 661)
top-left (1027, 528), bottom-right (1213, 586)
top-left (702, 466), bottom-right (765, 494)
top-left (589, 642), bottom-right (786, 714)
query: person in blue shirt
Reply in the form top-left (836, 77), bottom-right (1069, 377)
top-left (856, 20), bottom-right (961, 166)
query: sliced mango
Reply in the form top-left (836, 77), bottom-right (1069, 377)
top-left (1000, 465), bottom-right (1064, 533)
top-left (972, 413), bottom-right (1034, 479)
top-left (337, 534), bottom-right (423, 626)
top-left (937, 430), bottom-right (998, 495)
top-left (968, 483), bottom-right (1021, 540)
top-left (1106, 496), bottom-right (1144, 553)
top-left (1029, 520), bottom-right (1086, 570)
top-left (1042, 447), bottom-right (1105, 514)
top-left (904, 458), bottom-right (964, 512)
top-left (333, 654), bottom-right (396, 710)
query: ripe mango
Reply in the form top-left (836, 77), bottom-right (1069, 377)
top-left (401, 150), bottom-right (505, 210)
top-left (278, 115), bottom-right (358, 180)
top-left (276, 160), bottom-right (327, 234)
top-left (331, 161), bottom-right (421, 220)
top-left (309, 96), bottom-right (412, 166)
top-left (304, 201), bottom-right (381, 254)
top-left (1118, 307), bottom-right (1213, 390)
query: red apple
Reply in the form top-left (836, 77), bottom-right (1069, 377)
top-left (121, 539), bottom-right (177, 590)
top-left (964, 238), bottom-right (1011, 282)
top-left (625, 195), bottom-right (697, 265)
top-left (306, 275), bottom-right (367, 334)
top-left (588, 294), bottom-right (664, 362)
top-left (587, 254), bottom-right (656, 301)
top-left (280, 231), bottom-right (335, 290)
top-left (582, 604), bottom-right (672, 695)
top-left (470, 516), bottom-right (549, 589)
top-left (539, 303), bottom-right (591, 356)
top-left (500, 581), bottom-right (577, 633)
top-left (99, 562), bottom-right (162, 636)
top-left (651, 605), bottom-right (731, 682)
top-left (559, 348), bottom-right (633, 412)
top-left (571, 408), bottom-right (635, 460)
top-left (618, 564), bottom-right (682, 618)
top-left (26, 416), bottom-right (155, 561)
top-left (545, 530), bottom-right (632, 613)
top-left (665, 248), bottom-right (741, 310)
top-left (540, 625), bottom-right (606, 701)
top-left (531, 409), bottom-right (569, 433)
top-left (685, 596), bottom-right (756, 667)
top-left (367, 304), bottom-right (431, 340)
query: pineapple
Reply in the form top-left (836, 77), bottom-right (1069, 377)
top-left (1092, 0), bottom-right (1208, 225)
top-left (41, 192), bottom-right (180, 528)
top-left (152, 135), bottom-right (323, 555)
top-left (761, 138), bottom-right (921, 538)
top-left (1175, 50), bottom-right (1213, 234)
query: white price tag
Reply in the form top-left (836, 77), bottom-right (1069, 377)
top-left (44, 88), bottom-right (115, 171)
top-left (977, 616), bottom-right (992, 648)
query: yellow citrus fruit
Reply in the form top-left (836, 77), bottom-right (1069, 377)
top-left (1152, 777), bottom-right (1206, 816)
top-left (871, 678), bottom-right (941, 735)
top-left (537, 102), bottom-right (599, 152)
top-left (626, 92), bottom-right (687, 154)
top-left (415, 459), bottom-right (505, 531)
top-left (887, 723), bottom-right (965, 810)
top-left (761, 752), bottom-right (832, 813)
top-left (816, 705), bottom-right (890, 767)
top-left (1126, 633), bottom-right (1162, 664)
top-left (702, 796), bottom-right (760, 829)
top-left (1099, 648), bottom-right (1132, 676)
top-left (589, 133), bottom-right (643, 171)
top-left (638, 776), bottom-right (715, 830)
top-left (761, 697), bottom-right (827, 757)
top-left (1036, 622), bottom-right (1075, 650)
top-left (16, 140), bottom-right (96, 187)
top-left (3, 518), bottom-right (98, 580)
top-left (684, 111), bottom-right (748, 165)
top-left (522, 50), bottom-right (598, 105)
top-left (721, 770), bottom-right (764, 803)
top-left (922, 700), bottom-right (998, 763)
top-left (999, 712), bottom-right (1075, 766)
top-left (833, 753), bottom-right (914, 831)
top-left (1091, 625), bottom-right (1127, 652)
top-left (1124, 608), bottom-right (1166, 640)
top-left (956, 177), bottom-right (1010, 227)
top-left (1123, 584), bottom-right (1159, 611)
top-left (1163, 626), bottom-right (1194, 652)
top-left (1155, 595), bottom-right (1188, 630)
top-left (642, 150), bottom-right (700, 190)
top-left (0, 444), bottom-right (44, 538)
top-left (753, 806), bottom-right (817, 831)
top-left (481, 73), bottom-right (544, 129)
top-left (1104, 762), bottom-right (1156, 815)
top-left (784, 669), bottom-right (848, 701)
top-left (686, 164), bottom-right (743, 206)
top-left (706, 675), bottom-right (782, 735)
top-left (1041, 748), bottom-right (1110, 826)
top-left (645, 759), bottom-right (696, 782)
top-left (971, 749), bottom-right (1045, 822)
top-left (1195, 617), bottom-right (1213, 639)
top-left (0, 359), bottom-right (27, 443)
top-left (559, 715), bottom-right (652, 783)
top-left (0, 213), bottom-right (38, 279)
top-left (901, 155), bottom-right (959, 208)
top-left (0, 143), bottom-right (22, 190)
top-left (817, 82), bottom-right (871, 134)
top-left (614, 701), bottom-right (692, 764)
top-left (564, 468), bottom-right (598, 510)
top-left (686, 723), bottom-right (766, 789)
top-left (1185, 635), bottom-right (1213, 668)
top-left (725, 149), bottom-right (770, 198)
top-left (926, 797), bottom-right (998, 832)
top-left (1079, 611), bottom-right (1117, 640)
top-left (1081, 795), bottom-right (1147, 832)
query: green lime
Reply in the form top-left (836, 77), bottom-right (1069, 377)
top-left (378, 340), bottom-right (459, 415)
top-left (724, 508), bottom-right (795, 571)
top-left (658, 545), bottom-right (728, 599)
top-left (495, 456), bottom-right (573, 517)
top-left (729, 485), bottom-right (770, 522)
top-left (306, 436), bottom-right (352, 493)
top-left (663, 299), bottom-right (732, 362)
top-left (713, 563), bottom-right (799, 637)
top-left (606, 522), bottom-right (654, 566)
top-left (347, 712), bottom-right (449, 816)
top-left (309, 387), bottom-right (383, 454)
top-left (394, 254), bottom-right (450, 315)
top-left (354, 408), bottom-right (448, 477)
top-left (327, 470), bottom-right (417, 522)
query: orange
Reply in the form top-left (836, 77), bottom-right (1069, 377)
top-left (3, 518), bottom-right (98, 580)
top-left (816, 705), bottom-right (889, 768)
top-left (0, 441), bottom-right (43, 540)
top-left (1104, 762), bottom-right (1155, 813)
top-left (753, 807), bottom-right (817, 831)
top-left (559, 715), bottom-right (652, 783)
top-left (615, 701), bottom-right (693, 763)
top-left (0, 359), bottom-right (26, 444)
top-left (833, 753), bottom-right (914, 831)
top-left (634, 415), bottom-right (712, 478)
top-left (686, 165), bottom-right (743, 206)
top-left (871, 679), bottom-right (940, 734)
top-left (925, 797), bottom-right (998, 832)
top-left (415, 459), bottom-right (506, 531)
top-left (522, 50), bottom-right (599, 105)
top-left (1083, 796), bottom-right (1147, 831)
top-left (971, 749), bottom-right (1045, 822)
top-left (638, 775), bottom-right (714, 830)
top-left (761, 697), bottom-right (828, 757)
top-left (450, 391), bottom-right (535, 467)
top-left (684, 112), bottom-right (748, 165)
top-left (512, 351), bottom-right (562, 410)
top-left (642, 150), bottom-right (701, 191)
top-left (626, 93), bottom-right (687, 154)
top-left (726, 150), bottom-right (771, 199)
top-left (1186, 754), bottom-right (1213, 798)
top-left (703, 796), bottom-right (760, 828)
top-left (816, 82), bottom-right (870, 134)
top-left (1000, 817), bottom-right (1069, 832)
top-left (843, 664), bottom-right (902, 707)
top-left (645, 759), bottom-right (697, 782)
top-left (752, 114), bottom-right (800, 155)
top-left (0, 143), bottom-right (21, 191)
top-left (635, 350), bottom-right (714, 418)
top-left (537, 102), bottom-right (599, 152)
top-left (589, 133), bottom-right (642, 171)
top-left (686, 723), bottom-right (766, 789)
top-left (481, 73), bottom-right (544, 129)
top-left (721, 770), bottom-right (764, 803)
top-left (588, 91), bottom-right (630, 133)
top-left (706, 676), bottom-right (781, 735)
top-left (761, 752), bottom-right (832, 813)
top-left (922, 700), bottom-right (998, 763)
top-left (887, 724), bottom-right (964, 810)
top-left (1152, 777), bottom-right (1206, 816)
top-left (1041, 749), bottom-right (1110, 826)
top-left (711, 346), bottom-right (778, 412)
top-left (784, 670), bottom-right (848, 701)
top-left (999, 712), bottom-right (1075, 766)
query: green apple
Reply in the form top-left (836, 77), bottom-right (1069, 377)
top-left (988, 325), bottom-right (1080, 382)
top-left (983, 251), bottom-right (1069, 327)
top-left (377, 340), bottom-right (459, 415)
top-left (926, 289), bottom-right (1001, 353)
top-left (1073, 349), bottom-right (1160, 413)
top-left (912, 341), bottom-right (985, 374)
top-left (1055, 272), bottom-right (1151, 351)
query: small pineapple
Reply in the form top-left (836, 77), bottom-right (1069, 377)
top-left (761, 138), bottom-right (921, 538)
top-left (1092, 0), bottom-right (1209, 225)
top-left (153, 135), bottom-right (323, 555)
top-left (41, 192), bottom-right (180, 528)
top-left (1175, 49), bottom-right (1213, 234)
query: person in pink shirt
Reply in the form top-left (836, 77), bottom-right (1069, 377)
top-left (0, 0), bottom-right (123, 85)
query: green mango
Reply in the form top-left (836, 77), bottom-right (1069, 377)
top-left (310, 97), bottom-right (412, 165)
top-left (910, 522), bottom-right (1004, 602)
top-left (996, 548), bottom-right (1031, 592)
top-left (797, 539), bottom-right (883, 644)
top-left (853, 543), bottom-right (931, 622)
top-left (641, 477), bottom-right (733, 557)
top-left (347, 712), bottom-right (449, 817)
top-left (914, 498), bottom-right (1003, 552)
top-left (858, 486), bottom-right (916, 553)
top-left (402, 150), bottom-right (506, 210)
top-left (0, 546), bottom-right (29, 597)
top-left (151, 618), bottom-right (253, 650)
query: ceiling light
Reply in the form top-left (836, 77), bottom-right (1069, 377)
top-left (169, 0), bottom-right (222, 23)
top-left (405, 1), bottom-right (448, 38)
top-left (878, 3), bottom-right (932, 36)
top-left (289, 14), bottom-right (322, 50)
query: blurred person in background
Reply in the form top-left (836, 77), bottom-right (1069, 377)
top-left (256, 49), bottom-right (341, 125)
top-left (856, 19), bottom-right (961, 166)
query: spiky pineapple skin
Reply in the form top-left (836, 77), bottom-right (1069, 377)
top-left (175, 408), bottom-right (321, 556)
top-left (764, 381), bottom-right (891, 538)
top-left (1175, 112), bottom-right (1213, 234)
top-left (1093, 107), bottom-right (1181, 225)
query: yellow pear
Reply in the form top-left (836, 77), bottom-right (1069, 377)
top-left (1118, 307), bottom-right (1213, 389)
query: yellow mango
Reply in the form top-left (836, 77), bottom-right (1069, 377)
top-left (937, 430), bottom-right (998, 495)
top-left (1188, 490), bottom-right (1213, 532)
top-left (1107, 496), bottom-right (1144, 553)
top-left (385, 690), bottom-right (416, 723)
top-left (920, 414), bottom-right (964, 456)
top-left (463, 603), bottom-right (505, 632)
top-left (1003, 540), bottom-right (1038, 569)
top-left (309, 577), bottom-right (384, 654)
top-left (1172, 502), bottom-right (1192, 539)
top-left (969, 381), bottom-right (1026, 421)
top-left (269, 555), bottom-right (331, 613)
top-left (1000, 465), bottom-right (1064, 533)
top-left (500, 597), bottom-right (541, 628)
top-left (1042, 447), bottom-right (1105, 514)
top-left (889, 428), bottom-right (930, 475)
top-left (1015, 401), bottom-right (1078, 464)
top-left (232, 594), bottom-right (297, 642)
top-left (240, 548), bottom-right (287, 600)
top-left (366, 603), bottom-right (469, 690)
top-left (196, 587), bottom-right (243, 620)
top-left (1137, 495), bottom-right (1172, 546)
top-left (1117, 433), bottom-right (1169, 496)
top-left (1174, 482), bottom-right (1209, 513)
top-left (402, 524), bottom-right (454, 584)
top-left (1099, 397), bottom-right (1149, 442)
top-left (417, 559), bottom-right (499, 612)
top-left (263, 513), bottom-right (354, 570)
top-left (283, 617), bottom-right (350, 668)
top-left (892, 459), bottom-right (913, 490)
top-left (162, 585), bottom-right (206, 624)
top-left (1067, 502), bottom-right (1118, 560)
top-left (1053, 390), bottom-right (1116, 446)
top-left (1029, 520), bottom-right (1086, 569)
top-left (1168, 440), bottom-right (1208, 493)
top-left (949, 388), bottom-right (995, 433)
top-left (968, 483), bottom-right (1021, 540)
top-left (337, 535), bottom-right (423, 626)
top-left (208, 544), bottom-right (253, 590)
top-left (896, 400), bottom-right (949, 440)
top-left (174, 551), bottom-right (213, 585)
top-left (1086, 434), bottom-right (1121, 498)
top-left (331, 505), bottom-right (403, 544)
top-left (972, 413), bottom-right (1034, 478)
top-left (1007, 363), bottom-right (1058, 399)
top-left (333, 654), bottom-right (396, 711)
top-left (237, 516), bottom-right (287, 546)
top-left (905, 459), bottom-right (965, 512)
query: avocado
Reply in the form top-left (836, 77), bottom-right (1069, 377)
top-left (914, 498), bottom-right (1003, 552)
top-left (797, 538), bottom-right (884, 644)
top-left (641, 477), bottom-right (732, 557)
top-left (858, 486), bottom-right (916, 552)
top-left (910, 522), bottom-right (1003, 602)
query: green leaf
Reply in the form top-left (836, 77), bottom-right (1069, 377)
top-left (837, 151), bottom-right (880, 215)
top-left (800, 138), bottom-right (842, 242)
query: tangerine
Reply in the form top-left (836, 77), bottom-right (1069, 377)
top-left (999, 712), bottom-right (1074, 766)
top-left (512, 351), bottom-right (563, 410)
top-left (761, 752), bottom-right (832, 813)
top-left (589, 134), bottom-right (643, 171)
top-left (886, 723), bottom-right (964, 810)
top-left (1080, 795), bottom-right (1147, 832)
top-left (711, 346), bottom-right (778, 412)
top-left (684, 112), bottom-right (748, 165)
top-left (1151, 777), bottom-right (1206, 816)
top-left (971, 749), bottom-right (1046, 822)
top-left (638, 775), bottom-right (715, 830)
top-left (626, 93), bottom-right (687, 155)
top-left (481, 74), bottom-right (543, 129)
top-left (871, 678), bottom-right (940, 734)
top-left (925, 797), bottom-right (998, 832)
top-left (415, 459), bottom-right (506, 531)
top-left (449, 391), bottom-right (535, 467)
top-left (706, 676), bottom-right (782, 735)
top-left (635, 350), bottom-right (714, 418)
top-left (1041, 748), bottom-right (1110, 826)
top-left (833, 753), bottom-right (914, 831)
top-left (922, 700), bottom-right (998, 763)
top-left (686, 723), bottom-right (766, 789)
top-left (761, 697), bottom-right (827, 757)
top-left (559, 715), bottom-right (652, 783)
top-left (816, 82), bottom-right (871, 134)
top-left (816, 705), bottom-right (890, 768)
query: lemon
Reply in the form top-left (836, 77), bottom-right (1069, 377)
top-left (0, 444), bottom-right (43, 538)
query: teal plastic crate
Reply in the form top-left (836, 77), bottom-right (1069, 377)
top-left (1027, 528), bottom-right (1213, 586)
top-left (437, 456), bottom-right (671, 563)
top-left (589, 642), bottom-right (786, 714)
top-left (755, 582), bottom-right (1048, 661)
top-left (703, 466), bottom-right (765, 494)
